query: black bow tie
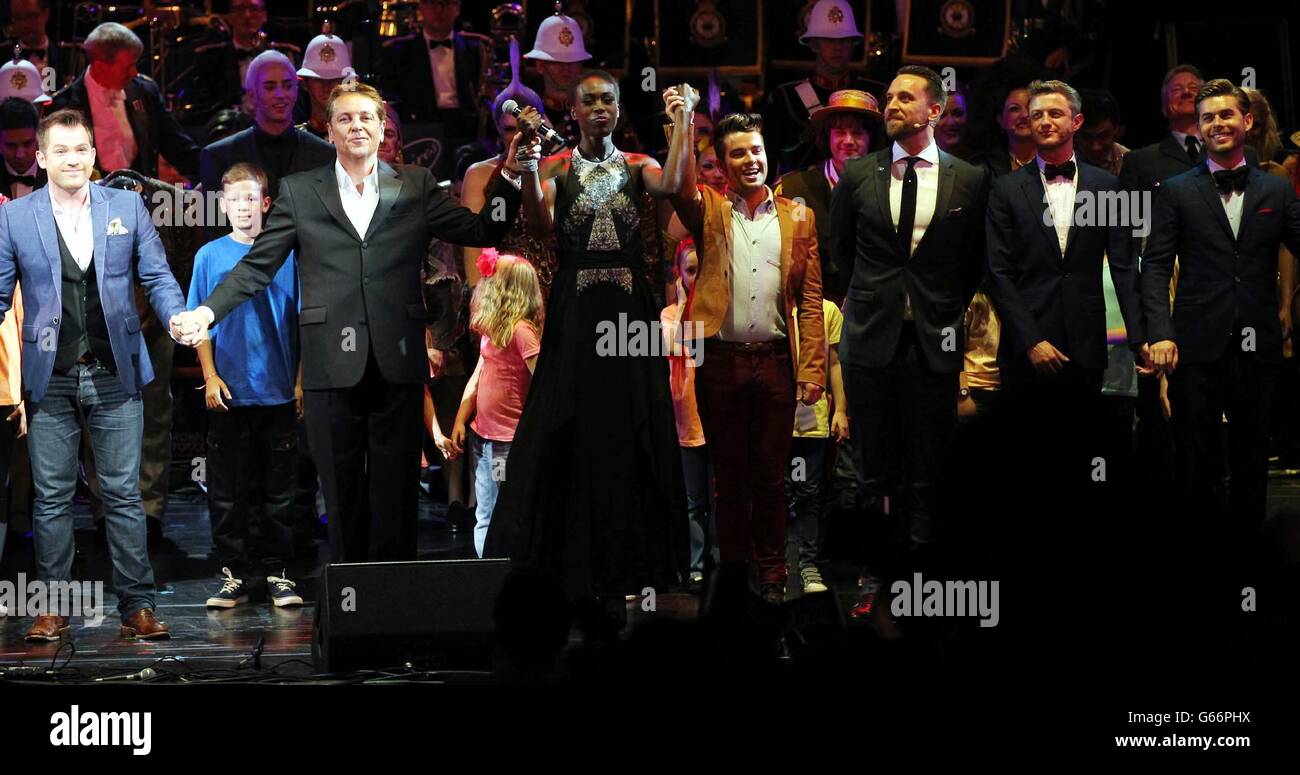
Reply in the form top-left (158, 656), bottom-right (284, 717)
top-left (1212, 166), bottom-right (1250, 195)
top-left (427, 38), bottom-right (451, 50)
top-left (19, 47), bottom-right (45, 59)
top-left (1042, 160), bottom-right (1076, 181)
top-left (10, 174), bottom-right (37, 186)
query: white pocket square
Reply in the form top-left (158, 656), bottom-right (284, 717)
top-left (106, 218), bottom-right (128, 236)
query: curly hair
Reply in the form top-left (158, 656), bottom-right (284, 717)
top-left (470, 254), bottom-right (544, 351)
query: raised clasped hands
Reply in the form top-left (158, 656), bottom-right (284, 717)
top-left (662, 84), bottom-right (701, 125)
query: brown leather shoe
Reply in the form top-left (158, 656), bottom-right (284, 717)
top-left (25, 614), bottom-right (71, 641)
top-left (120, 608), bottom-right (170, 640)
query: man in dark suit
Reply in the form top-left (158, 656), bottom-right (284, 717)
top-left (48, 22), bottom-right (200, 182)
top-left (199, 51), bottom-right (334, 199)
top-left (174, 82), bottom-right (526, 563)
top-left (830, 65), bottom-right (989, 585)
top-left (1143, 78), bottom-right (1300, 554)
top-left (986, 79), bottom-right (1146, 458)
top-left (0, 109), bottom-right (189, 641)
top-left (2, 0), bottom-right (56, 91)
top-left (0, 97), bottom-right (46, 199)
top-left (380, 0), bottom-right (488, 137)
top-left (185, 0), bottom-right (301, 124)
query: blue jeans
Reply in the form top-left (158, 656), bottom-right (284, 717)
top-left (28, 364), bottom-right (153, 617)
top-left (472, 430), bottom-right (511, 559)
top-left (681, 444), bottom-right (716, 574)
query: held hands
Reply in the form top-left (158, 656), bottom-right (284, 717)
top-left (662, 84), bottom-right (701, 125)
top-left (1134, 342), bottom-right (1158, 377)
top-left (170, 309), bottom-right (211, 347)
top-left (796, 382), bottom-right (824, 406)
top-left (1149, 339), bottom-right (1179, 374)
top-left (503, 121), bottom-right (543, 175)
top-left (449, 421), bottom-right (468, 458)
top-left (1027, 340), bottom-right (1070, 376)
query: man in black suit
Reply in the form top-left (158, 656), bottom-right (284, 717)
top-left (48, 23), bottom-right (200, 182)
top-left (199, 51), bottom-right (334, 198)
top-left (1117, 65), bottom-right (1206, 197)
top-left (830, 65), bottom-right (989, 583)
top-left (174, 82), bottom-right (527, 562)
top-left (1143, 78), bottom-right (1300, 546)
top-left (986, 79), bottom-right (1146, 463)
top-left (380, 0), bottom-right (487, 137)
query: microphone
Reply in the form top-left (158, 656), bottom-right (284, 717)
top-left (94, 667), bottom-right (157, 683)
top-left (500, 100), bottom-right (567, 149)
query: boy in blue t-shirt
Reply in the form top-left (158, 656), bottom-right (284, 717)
top-left (190, 163), bottom-right (303, 609)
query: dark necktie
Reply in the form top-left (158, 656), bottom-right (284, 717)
top-left (1184, 135), bottom-right (1201, 162)
top-left (427, 38), bottom-right (451, 50)
top-left (1043, 159), bottom-right (1076, 181)
top-left (897, 156), bottom-right (920, 257)
top-left (1212, 166), bottom-right (1249, 195)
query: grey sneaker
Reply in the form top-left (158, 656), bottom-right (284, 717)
top-left (267, 570), bottom-right (303, 607)
top-left (206, 568), bottom-right (249, 608)
top-left (800, 566), bottom-right (828, 594)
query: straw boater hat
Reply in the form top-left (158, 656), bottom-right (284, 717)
top-left (812, 89), bottom-right (885, 137)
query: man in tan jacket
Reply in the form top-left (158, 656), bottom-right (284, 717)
top-left (673, 112), bottom-right (825, 605)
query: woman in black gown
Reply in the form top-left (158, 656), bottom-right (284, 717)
top-left (484, 73), bottom-right (700, 617)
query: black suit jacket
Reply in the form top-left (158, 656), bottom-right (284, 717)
top-left (985, 160), bottom-right (1144, 371)
top-left (830, 146), bottom-right (990, 373)
top-left (0, 165), bottom-right (47, 200)
top-left (1141, 163), bottom-right (1300, 365)
top-left (49, 72), bottom-right (201, 180)
top-left (380, 31), bottom-right (486, 128)
top-left (202, 161), bottom-right (521, 390)
top-left (198, 125), bottom-right (336, 195)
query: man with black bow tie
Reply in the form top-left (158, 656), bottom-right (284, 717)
top-left (1142, 79), bottom-right (1300, 596)
top-left (380, 0), bottom-right (487, 137)
top-left (986, 79), bottom-right (1146, 472)
top-left (2, 0), bottom-right (55, 85)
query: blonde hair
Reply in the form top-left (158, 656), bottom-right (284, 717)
top-left (470, 255), bottom-right (544, 350)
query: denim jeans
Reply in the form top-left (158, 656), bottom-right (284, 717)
top-left (785, 435), bottom-right (827, 571)
top-left (680, 444), bottom-right (716, 574)
top-left (471, 430), bottom-right (511, 559)
top-left (28, 364), bottom-right (154, 617)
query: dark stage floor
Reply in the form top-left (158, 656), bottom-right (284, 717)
top-left (3, 468), bottom-right (1299, 682)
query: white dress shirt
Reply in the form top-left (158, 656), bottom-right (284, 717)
top-left (1037, 153), bottom-right (1078, 254)
top-left (336, 158), bottom-right (381, 239)
top-left (1206, 156), bottom-right (1247, 239)
top-left (49, 184), bottom-right (94, 272)
top-left (720, 187), bottom-right (785, 342)
top-left (84, 68), bottom-right (138, 172)
top-left (426, 35), bottom-right (459, 110)
top-left (890, 139), bottom-right (940, 319)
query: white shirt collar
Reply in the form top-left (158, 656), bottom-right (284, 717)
top-left (727, 185), bottom-right (776, 219)
top-left (49, 182), bottom-right (92, 215)
top-left (891, 137), bottom-right (940, 166)
top-left (1206, 155), bottom-right (1248, 174)
top-left (424, 32), bottom-right (454, 44)
top-left (5, 160), bottom-right (37, 177)
top-left (1171, 130), bottom-right (1199, 148)
top-left (335, 158), bottom-right (379, 193)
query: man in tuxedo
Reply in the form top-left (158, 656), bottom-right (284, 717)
top-left (0, 109), bottom-right (190, 641)
top-left (380, 0), bottom-right (488, 137)
top-left (0, 97), bottom-right (45, 199)
top-left (829, 65), bottom-right (989, 584)
top-left (49, 22), bottom-right (201, 182)
top-left (2, 0), bottom-right (56, 87)
top-left (199, 51), bottom-right (335, 201)
top-left (187, 0), bottom-right (301, 123)
top-left (1142, 78), bottom-right (1300, 572)
top-left (986, 79), bottom-right (1146, 461)
top-left (173, 82), bottom-right (527, 562)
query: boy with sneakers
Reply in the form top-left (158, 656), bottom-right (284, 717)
top-left (190, 163), bottom-right (303, 608)
top-left (785, 298), bottom-right (847, 595)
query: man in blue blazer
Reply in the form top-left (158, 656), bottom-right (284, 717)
top-left (0, 109), bottom-right (188, 642)
top-left (1142, 79), bottom-right (1300, 596)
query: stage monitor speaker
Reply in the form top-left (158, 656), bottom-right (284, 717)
top-left (312, 559), bottom-right (512, 673)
